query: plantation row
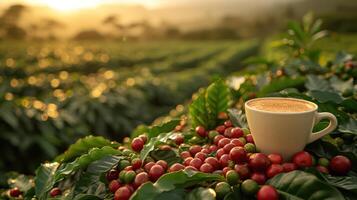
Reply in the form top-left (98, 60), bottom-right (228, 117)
top-left (0, 40), bottom-right (259, 174)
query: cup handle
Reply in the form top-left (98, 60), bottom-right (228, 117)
top-left (308, 112), bottom-right (338, 143)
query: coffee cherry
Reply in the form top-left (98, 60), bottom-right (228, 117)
top-left (214, 135), bottom-right (225, 145)
top-left (329, 155), bottom-right (351, 175)
top-left (159, 144), bottom-right (172, 151)
top-left (250, 172), bottom-right (266, 185)
top-left (184, 157), bottom-right (193, 166)
top-left (316, 165), bottom-right (329, 174)
top-left (144, 162), bottom-right (155, 172)
top-left (175, 134), bottom-right (184, 145)
top-left (245, 134), bottom-right (254, 144)
top-left (131, 137), bottom-right (144, 152)
top-left (106, 169), bottom-right (119, 181)
top-left (244, 143), bottom-right (256, 153)
top-left (169, 163), bottom-right (185, 172)
top-left (209, 145), bottom-right (218, 152)
top-left (124, 166), bottom-right (133, 171)
top-left (134, 172), bottom-right (149, 188)
top-left (114, 186), bottom-right (132, 200)
top-left (185, 166), bottom-right (198, 171)
top-left (219, 154), bottom-right (230, 167)
top-left (149, 164), bottom-right (165, 181)
top-left (190, 158), bottom-right (203, 169)
top-left (195, 126), bottom-right (207, 137)
top-left (218, 112), bottom-right (229, 120)
top-left (119, 171), bottom-right (127, 183)
top-left (230, 128), bottom-right (244, 138)
top-left (223, 143), bottom-right (236, 153)
top-left (231, 138), bottom-right (244, 147)
top-left (195, 152), bottom-right (207, 161)
top-left (156, 160), bottom-right (168, 170)
top-left (218, 138), bottom-right (231, 148)
top-left (216, 148), bottom-right (225, 159)
top-left (241, 128), bottom-right (251, 136)
top-left (249, 153), bottom-right (271, 172)
top-left (318, 158), bottom-right (330, 167)
top-left (234, 164), bottom-right (251, 180)
top-left (208, 130), bottom-right (219, 139)
top-left (216, 125), bottom-right (226, 134)
top-left (131, 158), bottom-right (142, 170)
top-left (200, 163), bottom-right (214, 173)
top-left (180, 151), bottom-right (191, 159)
top-left (224, 127), bottom-right (233, 138)
top-left (292, 151), bottom-right (313, 168)
top-left (266, 164), bottom-right (284, 178)
top-left (9, 188), bottom-right (21, 197)
top-left (268, 154), bottom-right (283, 164)
top-left (205, 157), bottom-right (220, 169)
top-left (224, 120), bottom-right (233, 127)
top-left (229, 147), bottom-right (247, 164)
top-left (109, 180), bottom-right (121, 193)
top-left (257, 185), bottom-right (279, 200)
top-left (139, 134), bottom-right (148, 144)
top-left (215, 182), bottom-right (231, 199)
top-left (241, 179), bottom-right (259, 196)
top-left (124, 170), bottom-right (136, 183)
top-left (226, 170), bottom-right (239, 185)
top-left (50, 187), bottom-right (62, 197)
top-left (238, 137), bottom-right (246, 145)
top-left (189, 145), bottom-right (202, 156)
top-left (282, 162), bottom-right (297, 172)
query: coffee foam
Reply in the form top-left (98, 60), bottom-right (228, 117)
top-left (247, 98), bottom-right (315, 113)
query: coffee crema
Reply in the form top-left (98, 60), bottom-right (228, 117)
top-left (247, 98), bottom-right (315, 112)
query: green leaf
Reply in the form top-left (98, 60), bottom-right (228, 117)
top-left (131, 125), bottom-right (149, 139)
top-left (341, 98), bottom-right (357, 112)
top-left (55, 136), bottom-right (119, 163)
top-left (305, 75), bottom-right (330, 91)
top-left (140, 132), bottom-right (177, 161)
top-left (329, 76), bottom-right (353, 94)
top-left (150, 149), bottom-right (182, 166)
top-left (339, 118), bottom-right (357, 135)
top-left (189, 90), bottom-right (209, 129)
top-left (131, 169), bottom-right (224, 200)
top-left (147, 119), bottom-right (181, 139)
top-left (257, 76), bottom-right (305, 97)
top-left (206, 79), bottom-right (232, 127)
top-left (267, 170), bottom-right (344, 200)
top-left (309, 90), bottom-right (344, 104)
top-left (227, 109), bottom-right (247, 128)
top-left (186, 187), bottom-right (216, 200)
top-left (54, 146), bottom-right (120, 181)
top-left (34, 163), bottom-right (60, 200)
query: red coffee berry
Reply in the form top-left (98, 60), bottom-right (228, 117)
top-left (292, 151), bottom-right (313, 168)
top-left (229, 147), bottom-right (247, 164)
top-left (218, 138), bottom-right (231, 148)
top-left (316, 165), bottom-right (329, 174)
top-left (131, 137), bottom-right (144, 152)
top-left (189, 145), bottom-right (202, 156)
top-left (149, 164), bottom-right (165, 181)
top-left (114, 186), bottom-right (132, 200)
top-left (245, 134), bottom-right (254, 144)
top-left (329, 155), bottom-right (352, 175)
top-left (175, 134), bottom-right (184, 145)
top-left (200, 163), bottom-right (214, 173)
top-left (190, 158), bottom-right (203, 169)
top-left (169, 163), bottom-right (185, 172)
top-left (159, 145), bottom-right (172, 151)
top-left (50, 187), bottom-right (62, 197)
top-left (249, 153), bottom-right (271, 172)
top-left (251, 172), bottom-right (267, 185)
top-left (218, 112), bottom-right (229, 120)
top-left (201, 148), bottom-right (210, 154)
top-left (106, 169), bottom-right (119, 181)
top-left (185, 166), bottom-right (198, 171)
top-left (131, 158), bottom-right (142, 170)
top-left (268, 154), bottom-right (283, 164)
top-left (234, 164), bottom-right (251, 180)
top-left (156, 160), bottom-right (168, 170)
top-left (109, 180), bottom-right (121, 193)
top-left (224, 127), bottom-right (233, 138)
top-left (224, 120), bottom-right (233, 127)
top-left (214, 135), bottom-right (225, 145)
top-left (223, 143), bottom-right (236, 153)
top-left (144, 162), bottom-right (155, 172)
top-left (209, 145), bottom-right (218, 152)
top-left (134, 172), bottom-right (149, 188)
top-left (195, 126), bottom-right (207, 137)
top-left (180, 151), bottom-right (191, 159)
top-left (216, 148), bottom-right (225, 159)
top-left (219, 154), bottom-right (230, 168)
top-left (195, 152), bottom-right (207, 161)
top-left (230, 128), bottom-right (244, 138)
top-left (216, 125), bottom-right (226, 134)
top-left (257, 185), bottom-right (279, 200)
top-left (282, 162), bottom-right (297, 172)
top-left (205, 157), bottom-right (220, 169)
top-left (184, 157), bottom-right (194, 166)
top-left (222, 167), bottom-right (231, 176)
top-left (139, 134), bottom-right (147, 144)
top-left (266, 164), bottom-right (284, 178)
top-left (9, 188), bottom-right (21, 197)
top-left (231, 139), bottom-right (244, 147)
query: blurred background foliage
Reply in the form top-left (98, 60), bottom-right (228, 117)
top-left (0, 0), bottom-right (356, 175)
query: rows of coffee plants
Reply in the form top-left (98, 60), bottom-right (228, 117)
top-left (1, 16), bottom-right (356, 200)
top-left (0, 40), bottom-right (259, 174)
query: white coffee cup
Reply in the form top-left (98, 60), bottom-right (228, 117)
top-left (245, 97), bottom-right (337, 160)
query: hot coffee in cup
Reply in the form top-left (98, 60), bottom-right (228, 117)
top-left (245, 97), bottom-right (337, 160)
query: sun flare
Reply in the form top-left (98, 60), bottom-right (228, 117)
top-left (36, 0), bottom-right (103, 11)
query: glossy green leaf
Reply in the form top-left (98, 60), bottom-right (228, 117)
top-left (267, 170), bottom-right (344, 200)
top-left (55, 136), bottom-right (119, 163)
top-left (309, 90), bottom-right (344, 104)
top-left (258, 76), bottom-right (305, 97)
top-left (339, 118), bottom-right (357, 135)
top-left (150, 149), bottom-right (182, 166)
top-left (305, 75), bottom-right (330, 91)
top-left (140, 131), bottom-right (177, 161)
top-left (189, 90), bottom-right (209, 129)
top-left (228, 108), bottom-right (247, 128)
top-left (34, 163), bottom-right (60, 200)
